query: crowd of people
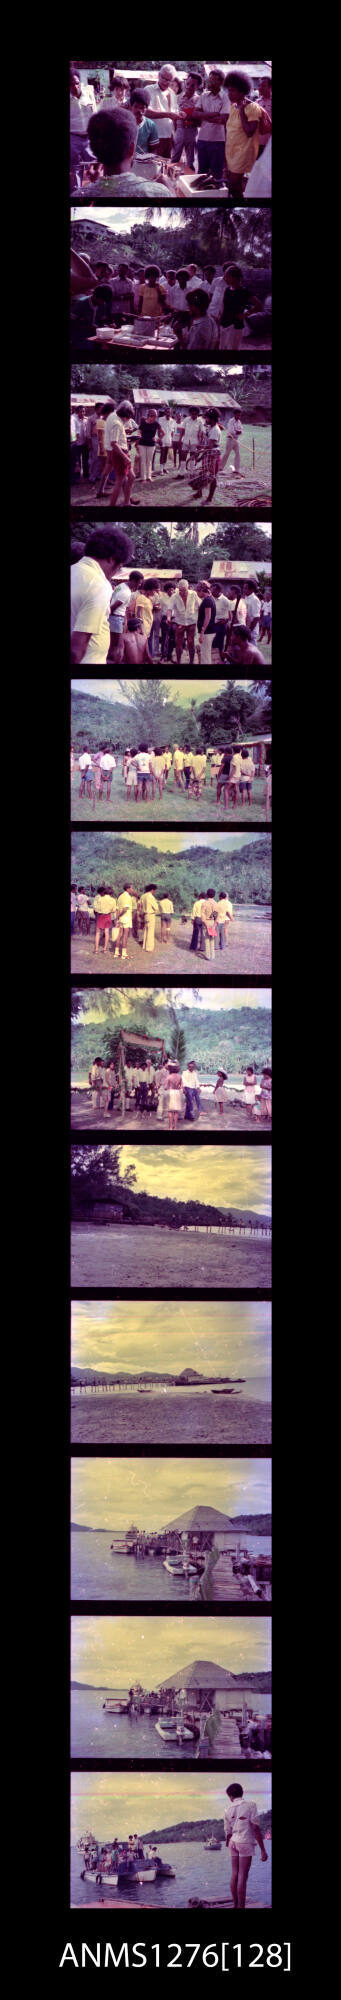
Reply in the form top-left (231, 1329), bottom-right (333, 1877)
top-left (70, 399), bottom-right (249, 507)
top-left (71, 249), bottom-right (272, 352)
top-left (70, 65), bottom-right (272, 197)
top-left (72, 740), bottom-right (272, 813)
top-left (70, 531), bottom-right (271, 666)
top-left (71, 881), bottom-right (244, 961)
top-left (82, 1051), bottom-right (272, 1127)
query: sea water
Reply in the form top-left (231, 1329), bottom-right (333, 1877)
top-left (71, 1691), bottom-right (271, 1760)
top-left (71, 1531), bottom-right (271, 1601)
top-left (71, 1838), bottom-right (271, 1908)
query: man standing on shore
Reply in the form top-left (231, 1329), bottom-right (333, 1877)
top-left (224, 1783), bottom-right (268, 1908)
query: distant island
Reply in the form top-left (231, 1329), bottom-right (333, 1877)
top-left (71, 1673), bottom-right (271, 1693)
top-left (71, 1515), bottom-right (272, 1536)
top-left (71, 1367), bottom-right (246, 1387)
top-left (141, 1812), bottom-right (272, 1844)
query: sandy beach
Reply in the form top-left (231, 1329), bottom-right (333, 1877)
top-left (71, 1223), bottom-right (271, 1289)
top-left (70, 1390), bottom-right (271, 1446)
top-left (71, 1089), bottom-right (270, 1136)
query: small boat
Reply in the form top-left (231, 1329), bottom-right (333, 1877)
top-left (79, 1837), bottom-right (175, 1886)
top-left (163, 1556), bottom-right (186, 1575)
top-left (102, 1697), bottom-right (130, 1713)
top-left (204, 1836), bottom-right (222, 1851)
top-left (155, 1716), bottom-right (197, 1743)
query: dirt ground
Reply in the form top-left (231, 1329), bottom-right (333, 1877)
top-left (71, 1089), bottom-right (270, 1135)
top-left (70, 1391), bottom-right (271, 1447)
top-left (71, 909), bottom-right (272, 978)
top-left (71, 466), bottom-right (270, 511)
top-left (71, 1223), bottom-right (272, 1289)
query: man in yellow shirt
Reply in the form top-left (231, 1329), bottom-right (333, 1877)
top-left (173, 745), bottom-right (185, 789)
top-left (150, 748), bottom-right (166, 800)
top-left (139, 884), bottom-right (159, 953)
top-left (190, 896), bottom-right (204, 953)
top-left (225, 72), bottom-right (271, 195)
top-left (191, 751), bottom-right (207, 797)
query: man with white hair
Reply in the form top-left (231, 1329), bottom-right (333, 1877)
top-left (148, 66), bottom-right (178, 156)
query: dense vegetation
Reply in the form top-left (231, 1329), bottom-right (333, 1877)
top-left (72, 207), bottom-right (271, 282)
top-left (141, 1809), bottom-right (272, 1842)
top-left (71, 677), bottom-right (272, 752)
top-left (71, 831), bottom-right (272, 909)
top-left (71, 518), bottom-right (272, 589)
top-left (71, 995), bottom-right (271, 1078)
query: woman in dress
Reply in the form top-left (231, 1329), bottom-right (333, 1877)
top-left (166, 1062), bottom-right (183, 1131)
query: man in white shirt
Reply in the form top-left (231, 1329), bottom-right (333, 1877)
top-left (134, 748), bottom-right (152, 800)
top-left (148, 66), bottom-right (178, 156)
top-left (245, 587), bottom-right (261, 638)
top-left (171, 71), bottom-right (202, 167)
top-left (96, 400), bottom-right (135, 501)
top-left (168, 580), bottom-right (199, 665)
top-left (157, 410), bottom-right (174, 473)
top-left (99, 750), bottom-right (116, 799)
top-left (78, 750), bottom-right (93, 798)
top-left (220, 413), bottom-right (243, 475)
top-left (182, 1062), bottom-right (200, 1122)
top-left (181, 410), bottom-right (205, 473)
top-left (224, 1783), bottom-right (267, 1909)
top-left (70, 526), bottom-right (133, 666)
top-left (197, 70), bottom-right (230, 181)
top-left (108, 579), bottom-right (131, 663)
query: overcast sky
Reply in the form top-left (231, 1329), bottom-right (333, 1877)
top-left (71, 1456), bottom-right (271, 1531)
top-left (71, 1767), bottom-right (272, 1842)
top-left (71, 1298), bottom-right (271, 1383)
top-left (114, 1142), bottom-right (271, 1211)
top-left (71, 1613), bottom-right (271, 1689)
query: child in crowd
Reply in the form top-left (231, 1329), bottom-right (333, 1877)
top-left (213, 1069), bottom-right (229, 1114)
top-left (166, 1062), bottom-right (183, 1130)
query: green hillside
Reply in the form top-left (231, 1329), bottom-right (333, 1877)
top-left (71, 832), bottom-right (271, 909)
top-left (71, 999), bottom-right (271, 1078)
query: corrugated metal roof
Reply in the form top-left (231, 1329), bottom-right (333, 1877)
top-left (133, 388), bottom-right (240, 408)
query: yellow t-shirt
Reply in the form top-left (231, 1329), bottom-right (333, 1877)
top-left (160, 898), bottom-right (174, 915)
top-left (152, 753), bottom-right (165, 775)
top-left (225, 100), bottom-right (263, 172)
top-left (135, 592), bottom-right (154, 637)
top-left (174, 749), bottom-right (184, 770)
top-left (140, 892), bottom-right (159, 916)
top-left (165, 751), bottom-right (172, 769)
top-left (192, 754), bottom-right (206, 777)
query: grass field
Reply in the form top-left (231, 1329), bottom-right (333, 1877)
top-left (71, 1222), bottom-right (272, 1289)
top-left (71, 768), bottom-right (271, 826)
top-left (71, 907), bottom-right (272, 977)
top-left (71, 426), bottom-right (272, 512)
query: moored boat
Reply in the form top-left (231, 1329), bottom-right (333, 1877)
top-left (78, 1835), bottom-right (175, 1885)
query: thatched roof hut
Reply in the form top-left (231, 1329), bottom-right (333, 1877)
top-left (158, 1660), bottom-right (237, 1692)
top-left (162, 1506), bottom-right (234, 1535)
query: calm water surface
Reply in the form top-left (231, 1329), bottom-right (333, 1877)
top-left (71, 1530), bottom-right (271, 1601)
top-left (71, 1838), bottom-right (271, 1907)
